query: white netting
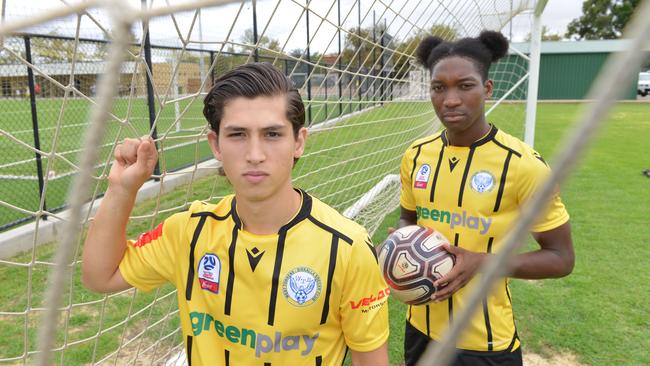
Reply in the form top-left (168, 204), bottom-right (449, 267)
top-left (0, 0), bottom-right (535, 364)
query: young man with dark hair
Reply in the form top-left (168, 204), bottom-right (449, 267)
top-left (82, 62), bottom-right (389, 366)
top-left (398, 32), bottom-right (575, 365)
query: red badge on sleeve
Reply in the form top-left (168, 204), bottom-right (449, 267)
top-left (134, 222), bottom-right (164, 247)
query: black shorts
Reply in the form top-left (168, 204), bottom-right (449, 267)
top-left (404, 321), bottom-right (522, 366)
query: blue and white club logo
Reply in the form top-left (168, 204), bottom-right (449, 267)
top-left (282, 267), bottom-right (322, 307)
top-left (470, 171), bottom-right (496, 193)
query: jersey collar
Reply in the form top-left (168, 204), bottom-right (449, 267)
top-left (441, 124), bottom-right (498, 148)
top-left (230, 188), bottom-right (313, 234)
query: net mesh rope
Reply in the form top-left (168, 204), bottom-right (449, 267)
top-left (0, 0), bottom-right (534, 364)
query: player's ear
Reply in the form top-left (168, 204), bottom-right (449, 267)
top-left (207, 130), bottom-right (222, 161)
top-left (484, 79), bottom-right (494, 99)
top-left (293, 127), bottom-right (308, 159)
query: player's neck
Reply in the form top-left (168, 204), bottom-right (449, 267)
top-left (235, 185), bottom-right (302, 235)
top-left (446, 120), bottom-right (491, 147)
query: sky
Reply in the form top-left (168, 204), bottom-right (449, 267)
top-left (2, 0), bottom-right (585, 53)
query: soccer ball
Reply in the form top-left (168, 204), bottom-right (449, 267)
top-left (377, 225), bottom-right (455, 305)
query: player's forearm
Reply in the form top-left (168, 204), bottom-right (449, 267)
top-left (81, 186), bottom-right (136, 292)
top-left (509, 249), bottom-right (574, 279)
top-left (350, 343), bottom-right (389, 366)
top-left (397, 206), bottom-right (417, 228)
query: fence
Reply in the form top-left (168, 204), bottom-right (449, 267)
top-left (0, 32), bottom-right (407, 231)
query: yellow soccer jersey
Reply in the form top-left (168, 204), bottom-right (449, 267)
top-left (119, 189), bottom-right (389, 366)
top-left (399, 125), bottom-right (569, 352)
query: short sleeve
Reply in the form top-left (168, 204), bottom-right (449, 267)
top-left (339, 232), bottom-right (390, 352)
top-left (119, 210), bottom-right (189, 292)
top-left (517, 150), bottom-right (570, 232)
top-left (400, 146), bottom-right (416, 211)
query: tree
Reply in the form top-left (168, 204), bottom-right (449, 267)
top-left (31, 34), bottom-right (88, 63)
top-left (392, 24), bottom-right (459, 79)
top-left (340, 23), bottom-right (395, 71)
top-left (525, 26), bottom-right (564, 42)
top-left (566, 0), bottom-right (641, 40)
top-left (240, 28), bottom-right (281, 57)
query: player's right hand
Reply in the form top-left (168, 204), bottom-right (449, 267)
top-left (108, 136), bottom-right (158, 195)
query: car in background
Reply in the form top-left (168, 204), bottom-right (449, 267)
top-left (639, 72), bottom-right (650, 96)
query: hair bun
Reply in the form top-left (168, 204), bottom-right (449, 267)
top-left (478, 31), bottom-right (508, 62)
top-left (415, 36), bottom-right (444, 68)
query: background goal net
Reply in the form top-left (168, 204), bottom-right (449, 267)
top-left (0, 0), bottom-right (535, 364)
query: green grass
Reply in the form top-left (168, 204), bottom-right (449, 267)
top-left (370, 102), bottom-right (650, 365)
top-left (1, 101), bottom-right (648, 365)
top-left (0, 95), bottom-right (384, 229)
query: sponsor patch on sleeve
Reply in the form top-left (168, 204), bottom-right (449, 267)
top-left (414, 164), bottom-right (431, 189)
top-left (198, 253), bottom-right (221, 294)
top-left (350, 287), bottom-right (390, 312)
top-left (134, 222), bottom-right (164, 247)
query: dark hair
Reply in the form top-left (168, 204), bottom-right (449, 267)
top-left (203, 62), bottom-right (305, 136)
top-left (415, 30), bottom-right (509, 81)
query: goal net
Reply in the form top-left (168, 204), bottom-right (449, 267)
top-left (0, 0), bottom-right (535, 364)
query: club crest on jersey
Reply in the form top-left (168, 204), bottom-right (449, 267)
top-left (198, 253), bottom-right (221, 294)
top-left (414, 164), bottom-right (431, 189)
top-left (470, 171), bottom-right (496, 193)
top-left (282, 267), bottom-right (322, 307)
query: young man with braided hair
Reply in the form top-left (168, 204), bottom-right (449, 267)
top-left (397, 31), bottom-right (575, 365)
top-left (82, 62), bottom-right (389, 366)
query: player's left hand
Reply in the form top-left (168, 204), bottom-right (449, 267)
top-left (431, 244), bottom-right (488, 302)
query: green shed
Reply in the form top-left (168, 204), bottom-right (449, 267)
top-left (492, 40), bottom-right (649, 100)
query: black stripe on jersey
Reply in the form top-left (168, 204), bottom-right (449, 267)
top-left (429, 145), bottom-right (446, 203)
top-left (412, 135), bottom-right (440, 150)
top-left (408, 305), bottom-right (412, 321)
top-left (266, 191), bottom-right (314, 326)
top-left (483, 237), bottom-right (496, 350)
top-left (224, 349), bottom-right (230, 366)
top-left (410, 146), bottom-right (422, 181)
top-left (448, 233), bottom-right (460, 325)
top-left (190, 211), bottom-right (231, 220)
top-left (365, 236), bottom-right (378, 264)
top-left (505, 334), bottom-right (518, 352)
top-left (307, 216), bottom-right (354, 245)
top-left (285, 189), bottom-right (313, 228)
top-left (185, 216), bottom-right (208, 301)
top-left (491, 137), bottom-right (522, 158)
top-left (186, 335), bottom-right (193, 366)
top-left (483, 297), bottom-right (493, 351)
top-left (457, 146), bottom-right (476, 207)
top-left (316, 355), bottom-right (323, 366)
top-left (225, 198), bottom-right (242, 315)
top-left (425, 305), bottom-right (431, 337)
top-left (505, 278), bottom-right (520, 351)
top-left (321, 235), bottom-right (339, 324)
top-left (493, 151), bottom-right (513, 212)
top-left (264, 363), bottom-right (271, 366)
top-left (268, 229), bottom-right (287, 326)
top-left (409, 136), bottom-right (440, 180)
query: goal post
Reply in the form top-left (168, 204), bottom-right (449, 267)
top-left (0, 0), bottom-right (541, 364)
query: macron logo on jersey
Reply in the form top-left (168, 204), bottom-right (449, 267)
top-left (190, 311), bottom-right (319, 358)
top-left (416, 206), bottom-right (492, 235)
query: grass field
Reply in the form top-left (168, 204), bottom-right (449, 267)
top-left (0, 101), bottom-right (648, 365)
top-left (0, 95), bottom-right (378, 229)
